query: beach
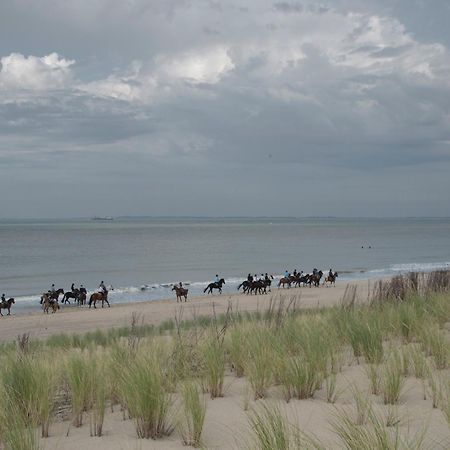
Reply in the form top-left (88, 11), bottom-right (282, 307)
top-left (0, 279), bottom-right (371, 342)
top-left (0, 275), bottom-right (449, 449)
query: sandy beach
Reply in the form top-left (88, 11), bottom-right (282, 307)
top-left (0, 280), bottom-right (371, 342)
top-left (1, 278), bottom-right (449, 450)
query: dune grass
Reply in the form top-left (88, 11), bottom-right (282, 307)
top-left (248, 402), bottom-right (323, 450)
top-left (245, 325), bottom-right (275, 400)
top-left (380, 350), bottom-right (405, 405)
top-left (0, 270), bottom-right (448, 447)
top-left (179, 381), bottom-right (206, 447)
top-left (202, 332), bottom-right (225, 399)
top-left (331, 408), bottom-right (427, 450)
top-left (118, 350), bottom-right (173, 439)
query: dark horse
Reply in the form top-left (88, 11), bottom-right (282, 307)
top-left (62, 289), bottom-right (79, 305)
top-left (172, 285), bottom-right (188, 302)
top-left (204, 278), bottom-right (225, 294)
top-left (237, 280), bottom-right (251, 294)
top-left (88, 290), bottom-right (110, 308)
top-left (77, 292), bottom-right (87, 306)
top-left (0, 298), bottom-right (15, 316)
top-left (309, 270), bottom-right (323, 287)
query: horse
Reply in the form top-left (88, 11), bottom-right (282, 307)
top-left (250, 280), bottom-right (269, 295)
top-left (309, 270), bottom-right (323, 287)
top-left (48, 288), bottom-right (64, 302)
top-left (77, 292), bottom-right (87, 306)
top-left (278, 277), bottom-right (291, 289)
top-left (41, 294), bottom-right (59, 314)
top-left (0, 298), bottom-right (15, 316)
top-left (323, 272), bottom-right (338, 286)
top-left (203, 278), bottom-right (225, 294)
top-left (237, 280), bottom-right (251, 294)
top-left (61, 290), bottom-right (79, 305)
top-left (88, 290), bottom-right (110, 309)
top-left (172, 285), bottom-right (188, 302)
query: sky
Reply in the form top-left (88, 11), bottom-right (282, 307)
top-left (0, 0), bottom-right (449, 218)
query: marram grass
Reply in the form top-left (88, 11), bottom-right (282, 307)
top-left (179, 380), bottom-right (206, 447)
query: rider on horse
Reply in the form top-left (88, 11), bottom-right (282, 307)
top-left (99, 281), bottom-right (107, 296)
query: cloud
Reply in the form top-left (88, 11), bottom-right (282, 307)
top-left (157, 46), bottom-right (235, 84)
top-left (0, 0), bottom-right (449, 216)
top-left (0, 52), bottom-right (74, 91)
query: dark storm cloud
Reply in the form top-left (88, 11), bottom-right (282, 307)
top-left (0, 0), bottom-right (449, 217)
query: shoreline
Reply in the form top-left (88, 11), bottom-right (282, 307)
top-left (0, 279), bottom-right (372, 342)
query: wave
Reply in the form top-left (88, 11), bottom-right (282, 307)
top-left (368, 261), bottom-right (450, 275)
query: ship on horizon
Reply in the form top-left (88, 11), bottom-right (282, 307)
top-left (91, 216), bottom-right (114, 221)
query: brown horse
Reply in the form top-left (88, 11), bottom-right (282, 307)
top-left (172, 285), bottom-right (188, 302)
top-left (41, 294), bottom-right (59, 314)
top-left (0, 298), bottom-right (15, 316)
top-left (278, 277), bottom-right (291, 288)
top-left (323, 272), bottom-right (338, 286)
top-left (89, 291), bottom-right (110, 308)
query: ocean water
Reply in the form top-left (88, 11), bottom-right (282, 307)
top-left (0, 217), bottom-right (449, 314)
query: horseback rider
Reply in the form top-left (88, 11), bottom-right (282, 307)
top-left (214, 274), bottom-right (219, 284)
top-left (179, 281), bottom-right (183, 289)
top-left (71, 283), bottom-right (76, 292)
top-left (99, 281), bottom-right (107, 296)
top-left (50, 284), bottom-right (55, 294)
top-left (247, 273), bottom-right (253, 282)
top-left (329, 268), bottom-right (334, 279)
top-left (79, 285), bottom-right (87, 294)
top-left (313, 268), bottom-right (318, 276)
top-left (284, 270), bottom-right (289, 279)
top-left (1, 293), bottom-right (5, 304)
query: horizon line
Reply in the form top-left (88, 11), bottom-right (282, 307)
top-left (1, 215), bottom-right (450, 221)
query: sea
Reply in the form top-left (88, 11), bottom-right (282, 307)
top-left (0, 217), bottom-right (449, 315)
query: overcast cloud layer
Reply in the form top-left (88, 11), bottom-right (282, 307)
top-left (1, 0), bottom-right (449, 218)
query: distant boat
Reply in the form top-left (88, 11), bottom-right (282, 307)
top-left (91, 216), bottom-right (114, 221)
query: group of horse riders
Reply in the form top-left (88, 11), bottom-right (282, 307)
top-left (40, 281), bottom-right (110, 309)
top-left (2, 266), bottom-right (340, 315)
top-left (278, 268), bottom-right (338, 288)
top-left (237, 273), bottom-right (274, 295)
